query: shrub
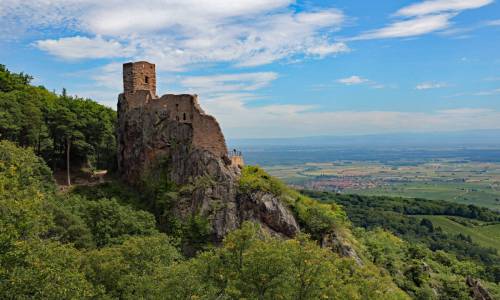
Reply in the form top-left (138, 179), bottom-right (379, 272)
top-left (238, 165), bottom-right (286, 196)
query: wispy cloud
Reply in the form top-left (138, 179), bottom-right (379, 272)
top-left (348, 0), bottom-right (493, 41)
top-left (486, 19), bottom-right (500, 26)
top-left (415, 82), bottom-right (448, 90)
top-left (336, 75), bottom-right (390, 89)
top-left (180, 72), bottom-right (278, 95)
top-left (337, 75), bottom-right (369, 85)
top-left (484, 76), bottom-right (500, 82)
top-left (440, 18), bottom-right (500, 37)
top-left (209, 100), bottom-right (500, 138)
top-left (395, 0), bottom-right (493, 17)
top-left (35, 36), bottom-right (136, 60)
top-left (474, 88), bottom-right (500, 96)
top-left (350, 14), bottom-right (454, 40)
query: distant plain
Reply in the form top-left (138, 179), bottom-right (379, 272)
top-left (231, 134), bottom-right (500, 211)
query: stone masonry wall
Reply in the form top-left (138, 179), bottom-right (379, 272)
top-left (123, 61), bottom-right (156, 96)
top-left (120, 61), bottom-right (228, 170)
top-left (157, 94), bottom-right (228, 158)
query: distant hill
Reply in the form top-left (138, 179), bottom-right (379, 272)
top-left (229, 130), bottom-right (500, 148)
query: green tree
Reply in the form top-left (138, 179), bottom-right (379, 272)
top-left (0, 64), bottom-right (117, 176)
top-left (84, 234), bottom-right (181, 299)
top-left (67, 196), bottom-right (158, 247)
top-left (0, 240), bottom-right (96, 299)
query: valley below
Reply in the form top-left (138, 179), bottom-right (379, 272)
top-left (235, 145), bottom-right (500, 211)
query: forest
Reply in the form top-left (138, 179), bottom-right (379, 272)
top-left (303, 191), bottom-right (500, 283)
top-left (1, 65), bottom-right (499, 299)
top-left (0, 64), bottom-right (117, 183)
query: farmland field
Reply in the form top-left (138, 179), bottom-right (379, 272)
top-left (258, 159), bottom-right (500, 210)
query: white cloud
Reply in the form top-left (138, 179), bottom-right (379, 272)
top-left (349, 0), bottom-right (493, 41)
top-left (440, 18), bottom-right (500, 37)
top-left (206, 95), bottom-right (500, 138)
top-left (474, 88), bottom-right (500, 96)
top-left (486, 19), bottom-right (500, 26)
top-left (337, 75), bottom-right (369, 85)
top-left (83, 0), bottom-right (294, 36)
top-left (180, 72), bottom-right (278, 95)
top-left (35, 36), bottom-right (135, 60)
top-left (395, 0), bottom-right (493, 17)
top-left (1, 1), bottom-right (348, 69)
top-left (306, 42), bottom-right (350, 57)
top-left (350, 14), bottom-right (453, 40)
top-left (415, 82), bottom-right (448, 90)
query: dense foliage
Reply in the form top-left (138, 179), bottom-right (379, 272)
top-left (356, 228), bottom-right (497, 299)
top-left (0, 65), bottom-right (117, 173)
top-left (161, 222), bottom-right (407, 300)
top-left (0, 141), bottom-right (412, 299)
top-left (304, 190), bottom-right (500, 295)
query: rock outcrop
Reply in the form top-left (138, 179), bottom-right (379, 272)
top-left (321, 231), bottom-right (363, 265)
top-left (117, 61), bottom-right (299, 243)
top-left (466, 277), bottom-right (493, 300)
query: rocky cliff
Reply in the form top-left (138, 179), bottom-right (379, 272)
top-left (117, 87), bottom-right (299, 243)
top-left (117, 62), bottom-right (361, 263)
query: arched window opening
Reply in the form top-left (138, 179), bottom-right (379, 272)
top-left (183, 113), bottom-right (186, 121)
top-left (145, 76), bottom-right (149, 84)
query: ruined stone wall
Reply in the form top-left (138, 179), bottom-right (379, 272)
top-left (160, 94), bottom-right (195, 123)
top-left (119, 61), bottom-right (228, 180)
top-left (157, 94), bottom-right (228, 158)
top-left (120, 90), bottom-right (156, 110)
top-left (123, 61), bottom-right (156, 95)
top-left (192, 111), bottom-right (228, 159)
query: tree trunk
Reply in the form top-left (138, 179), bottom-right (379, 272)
top-left (66, 137), bottom-right (71, 186)
top-left (36, 127), bottom-right (41, 155)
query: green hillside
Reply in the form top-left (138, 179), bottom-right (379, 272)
top-left (414, 215), bottom-right (500, 251)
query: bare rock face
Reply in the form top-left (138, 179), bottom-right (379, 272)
top-left (237, 191), bottom-right (300, 237)
top-left (117, 61), bottom-right (299, 243)
top-left (466, 277), bottom-right (493, 300)
top-left (321, 231), bottom-right (363, 265)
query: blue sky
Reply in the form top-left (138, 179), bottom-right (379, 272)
top-left (1, 0), bottom-right (499, 138)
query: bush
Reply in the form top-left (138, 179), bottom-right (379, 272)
top-left (238, 166), bottom-right (286, 196)
top-left (66, 196), bottom-right (158, 247)
top-left (0, 239), bottom-right (96, 299)
top-left (0, 141), bottom-right (54, 245)
top-left (293, 195), bottom-right (347, 240)
top-left (84, 234), bottom-right (181, 299)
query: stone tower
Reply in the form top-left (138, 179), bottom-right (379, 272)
top-left (123, 61), bottom-right (156, 96)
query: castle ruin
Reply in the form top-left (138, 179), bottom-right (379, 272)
top-left (117, 61), bottom-right (298, 242)
top-left (117, 61), bottom-right (243, 183)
